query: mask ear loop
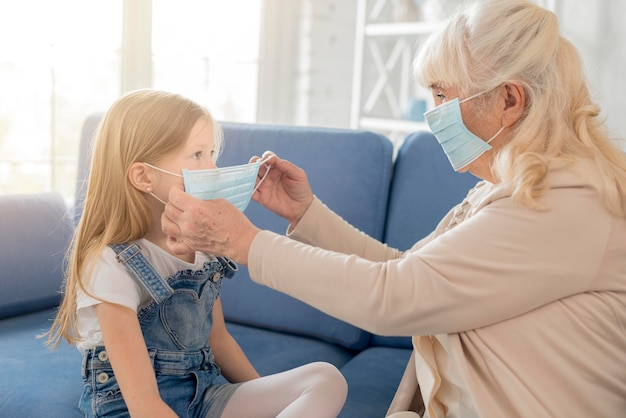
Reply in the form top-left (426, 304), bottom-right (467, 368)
top-left (148, 191), bottom-right (168, 205)
top-left (144, 186), bottom-right (167, 205)
top-left (142, 162), bottom-right (183, 178)
top-left (457, 89), bottom-right (505, 145)
top-left (142, 163), bottom-right (182, 205)
top-left (252, 156), bottom-right (273, 194)
top-left (458, 90), bottom-right (488, 104)
top-left (486, 126), bottom-right (505, 144)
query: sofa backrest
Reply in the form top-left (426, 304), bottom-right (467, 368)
top-left (217, 122), bottom-right (394, 350)
top-left (371, 131), bottom-right (479, 348)
top-left (384, 131), bottom-right (479, 250)
top-left (0, 192), bottom-right (74, 319)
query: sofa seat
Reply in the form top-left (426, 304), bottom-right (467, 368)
top-left (339, 347), bottom-right (412, 418)
top-left (0, 307), bottom-right (83, 417)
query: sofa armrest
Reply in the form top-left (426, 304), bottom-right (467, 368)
top-left (0, 192), bottom-right (74, 318)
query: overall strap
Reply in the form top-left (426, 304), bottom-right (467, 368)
top-left (109, 243), bottom-right (174, 304)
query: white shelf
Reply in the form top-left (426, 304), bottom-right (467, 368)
top-left (351, 0), bottom-right (441, 138)
top-left (358, 117), bottom-right (429, 133)
top-left (364, 21), bottom-right (443, 37)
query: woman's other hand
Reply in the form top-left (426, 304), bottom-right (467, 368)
top-left (250, 152), bottom-right (314, 230)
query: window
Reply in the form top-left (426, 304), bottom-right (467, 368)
top-left (0, 0), bottom-right (262, 202)
top-left (0, 1), bottom-right (122, 201)
top-left (152, 1), bottom-right (262, 123)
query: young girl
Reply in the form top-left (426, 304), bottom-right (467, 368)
top-left (47, 89), bottom-right (347, 418)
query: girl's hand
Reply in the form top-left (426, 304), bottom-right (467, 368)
top-left (250, 152), bottom-right (314, 230)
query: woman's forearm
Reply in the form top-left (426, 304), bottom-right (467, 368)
top-left (287, 197), bottom-right (401, 262)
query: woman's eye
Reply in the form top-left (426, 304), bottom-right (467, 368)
top-left (192, 151), bottom-right (203, 160)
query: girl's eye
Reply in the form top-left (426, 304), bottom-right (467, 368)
top-left (436, 92), bottom-right (446, 100)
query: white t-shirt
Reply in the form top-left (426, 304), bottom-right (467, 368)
top-left (76, 238), bottom-right (212, 353)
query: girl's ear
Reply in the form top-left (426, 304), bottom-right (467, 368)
top-left (501, 82), bottom-right (526, 127)
top-left (128, 162), bottom-right (153, 193)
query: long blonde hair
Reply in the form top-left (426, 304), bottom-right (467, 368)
top-left (414, 0), bottom-right (626, 216)
top-left (47, 90), bottom-right (222, 347)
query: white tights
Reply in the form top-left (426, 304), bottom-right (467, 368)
top-left (221, 362), bottom-right (348, 418)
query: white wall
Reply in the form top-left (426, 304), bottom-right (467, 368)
top-left (293, 0), bottom-right (357, 128)
top-left (256, 0), bottom-right (357, 128)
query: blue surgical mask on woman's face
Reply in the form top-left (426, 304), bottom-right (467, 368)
top-left (424, 90), bottom-right (504, 171)
top-left (143, 159), bottom-right (271, 211)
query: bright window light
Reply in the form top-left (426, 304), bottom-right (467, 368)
top-left (0, 0), bottom-right (262, 201)
top-left (152, 0), bottom-right (262, 123)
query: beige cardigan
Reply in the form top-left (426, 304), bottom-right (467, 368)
top-left (248, 166), bottom-right (626, 417)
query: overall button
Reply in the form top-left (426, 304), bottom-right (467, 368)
top-left (97, 372), bottom-right (109, 384)
top-left (98, 350), bottom-right (109, 362)
top-left (210, 272), bottom-right (221, 282)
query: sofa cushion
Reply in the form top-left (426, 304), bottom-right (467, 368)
top-left (370, 334), bottom-right (413, 349)
top-left (337, 346), bottom-right (412, 418)
top-left (217, 122), bottom-right (394, 350)
top-left (384, 131), bottom-right (479, 250)
top-left (0, 308), bottom-right (83, 417)
top-left (0, 193), bottom-right (74, 319)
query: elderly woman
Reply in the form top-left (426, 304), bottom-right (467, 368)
top-left (162, 0), bottom-right (626, 416)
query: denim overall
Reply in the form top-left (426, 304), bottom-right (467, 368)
top-left (79, 243), bottom-right (237, 417)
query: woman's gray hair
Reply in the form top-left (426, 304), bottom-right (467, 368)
top-left (414, 0), bottom-right (626, 216)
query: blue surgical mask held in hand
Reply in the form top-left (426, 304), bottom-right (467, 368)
top-left (144, 158), bottom-right (272, 211)
top-left (424, 90), bottom-right (504, 171)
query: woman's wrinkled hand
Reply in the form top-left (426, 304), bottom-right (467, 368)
top-left (250, 151), bottom-right (314, 230)
top-left (161, 186), bottom-right (260, 265)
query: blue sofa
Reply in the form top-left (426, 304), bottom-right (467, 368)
top-left (0, 116), bottom-right (478, 417)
